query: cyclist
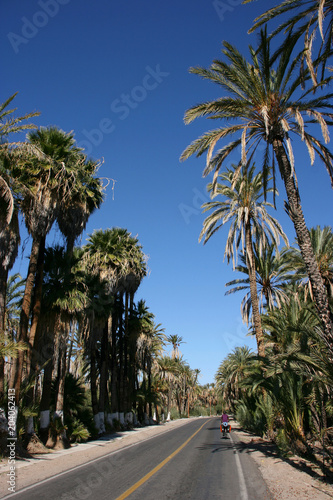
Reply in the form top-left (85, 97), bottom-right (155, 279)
top-left (220, 411), bottom-right (229, 436)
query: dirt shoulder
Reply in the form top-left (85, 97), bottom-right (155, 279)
top-left (0, 418), bottom-right (333, 499)
top-left (231, 421), bottom-right (333, 500)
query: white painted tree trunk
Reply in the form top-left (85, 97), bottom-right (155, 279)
top-left (125, 412), bottom-right (133, 426)
top-left (26, 416), bottom-right (34, 434)
top-left (98, 412), bottom-right (106, 434)
top-left (54, 409), bottom-right (64, 423)
top-left (119, 412), bottom-right (125, 426)
top-left (109, 412), bottom-right (119, 427)
top-left (40, 409), bottom-right (50, 430)
top-left (166, 411), bottom-right (171, 421)
top-left (94, 413), bottom-right (100, 431)
top-left (0, 408), bottom-right (8, 434)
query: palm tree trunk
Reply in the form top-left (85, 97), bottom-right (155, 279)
top-left (97, 320), bottom-right (109, 434)
top-left (245, 222), bottom-right (265, 356)
top-left (24, 237), bottom-right (46, 438)
top-left (10, 237), bottom-right (41, 399)
top-left (39, 315), bottom-right (56, 443)
top-left (273, 138), bottom-right (333, 354)
top-left (90, 342), bottom-right (99, 429)
top-left (110, 309), bottom-right (118, 416)
top-left (0, 266), bottom-right (8, 404)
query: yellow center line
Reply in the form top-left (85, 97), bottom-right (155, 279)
top-left (115, 419), bottom-right (210, 500)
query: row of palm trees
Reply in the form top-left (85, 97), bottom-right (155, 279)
top-left (181, 0), bottom-right (333, 454)
top-left (0, 97), bottom-right (209, 449)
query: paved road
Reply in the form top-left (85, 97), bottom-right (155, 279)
top-left (4, 418), bottom-right (272, 499)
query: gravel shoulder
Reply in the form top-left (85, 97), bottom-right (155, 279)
top-left (0, 417), bottom-right (332, 499)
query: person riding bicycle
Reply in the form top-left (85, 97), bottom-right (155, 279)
top-left (220, 411), bottom-right (229, 436)
top-left (221, 412), bottom-right (229, 424)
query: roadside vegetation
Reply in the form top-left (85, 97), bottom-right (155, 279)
top-left (181, 0), bottom-right (333, 474)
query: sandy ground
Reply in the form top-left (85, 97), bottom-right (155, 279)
top-left (0, 417), bottom-right (332, 499)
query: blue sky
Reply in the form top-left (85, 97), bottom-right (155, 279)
top-left (2, 0), bottom-right (333, 385)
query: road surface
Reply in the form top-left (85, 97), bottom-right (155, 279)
top-left (3, 418), bottom-right (272, 499)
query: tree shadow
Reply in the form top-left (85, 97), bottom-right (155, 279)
top-left (233, 426), bottom-right (333, 485)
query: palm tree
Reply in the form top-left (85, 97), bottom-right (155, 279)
top-left (0, 274), bottom-right (25, 405)
top-left (136, 318), bottom-right (165, 422)
top-left (180, 29), bottom-right (333, 353)
top-left (200, 164), bottom-right (287, 355)
top-left (215, 346), bottom-right (256, 411)
top-left (225, 242), bottom-right (290, 325)
top-left (156, 355), bottom-right (179, 420)
top-left (166, 334), bottom-right (185, 359)
top-left (38, 245), bottom-right (88, 444)
top-left (0, 94), bottom-right (39, 408)
top-left (0, 92), bottom-right (40, 228)
top-left (281, 225), bottom-right (333, 300)
top-left (10, 126), bottom-right (84, 401)
top-left (245, 0), bottom-right (333, 81)
top-left (56, 156), bottom-right (105, 254)
top-left (83, 228), bottom-right (147, 430)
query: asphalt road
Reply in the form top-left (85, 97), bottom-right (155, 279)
top-left (4, 418), bottom-right (272, 500)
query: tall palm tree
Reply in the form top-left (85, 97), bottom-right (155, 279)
top-left (137, 319), bottom-right (165, 421)
top-left (38, 245), bottom-right (87, 443)
top-left (225, 242), bottom-right (290, 325)
top-left (180, 29), bottom-right (333, 352)
top-left (83, 228), bottom-right (147, 430)
top-left (200, 164), bottom-right (287, 355)
top-left (156, 355), bottom-right (178, 420)
top-left (9, 126), bottom-right (83, 401)
top-left (0, 94), bottom-right (39, 409)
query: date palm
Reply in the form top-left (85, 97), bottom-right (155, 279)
top-left (226, 242), bottom-right (290, 325)
top-left (181, 29), bottom-right (333, 353)
top-left (200, 164), bottom-right (287, 356)
top-left (166, 334), bottom-right (185, 359)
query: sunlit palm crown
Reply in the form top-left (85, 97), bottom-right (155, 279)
top-left (200, 164), bottom-right (288, 267)
top-left (180, 29), bottom-right (333, 189)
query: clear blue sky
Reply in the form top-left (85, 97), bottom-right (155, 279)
top-left (2, 0), bottom-right (333, 385)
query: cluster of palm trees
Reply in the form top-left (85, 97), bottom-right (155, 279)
top-left (216, 226), bottom-right (333, 453)
top-left (0, 97), bottom-right (209, 450)
top-left (181, 1), bottom-right (333, 453)
top-left (0, 94), bottom-right (208, 446)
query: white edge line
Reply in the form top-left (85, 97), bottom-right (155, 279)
top-left (229, 433), bottom-right (249, 500)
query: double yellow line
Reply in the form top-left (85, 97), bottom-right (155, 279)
top-left (115, 419), bottom-right (209, 499)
